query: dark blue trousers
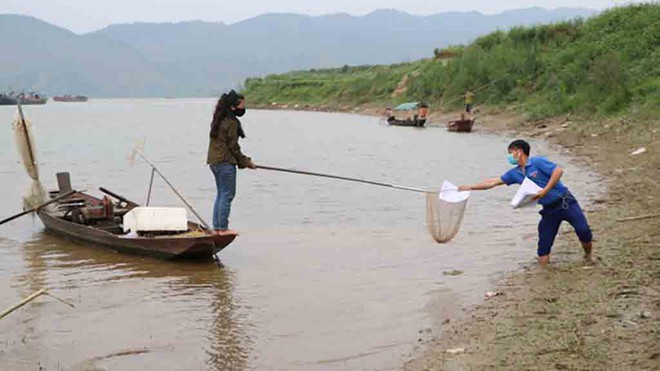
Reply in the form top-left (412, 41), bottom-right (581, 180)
top-left (537, 197), bottom-right (592, 256)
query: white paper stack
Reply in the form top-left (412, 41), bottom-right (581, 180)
top-left (511, 178), bottom-right (543, 208)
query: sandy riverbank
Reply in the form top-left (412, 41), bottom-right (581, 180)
top-left (404, 108), bottom-right (659, 370)
top-left (258, 102), bottom-right (659, 370)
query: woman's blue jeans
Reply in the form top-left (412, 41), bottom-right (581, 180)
top-left (210, 163), bottom-right (237, 230)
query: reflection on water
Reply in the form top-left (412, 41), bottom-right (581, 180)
top-left (0, 100), bottom-right (601, 369)
top-left (3, 231), bottom-right (250, 370)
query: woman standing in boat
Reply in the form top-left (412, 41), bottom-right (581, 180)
top-left (207, 90), bottom-right (256, 236)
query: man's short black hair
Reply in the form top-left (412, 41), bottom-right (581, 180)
top-left (508, 139), bottom-right (530, 156)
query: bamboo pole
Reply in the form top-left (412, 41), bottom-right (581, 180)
top-left (0, 289), bottom-right (46, 320)
top-left (1, 289), bottom-right (75, 320)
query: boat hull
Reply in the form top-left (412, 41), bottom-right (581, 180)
top-left (447, 119), bottom-right (474, 132)
top-left (0, 95), bottom-right (48, 105)
top-left (38, 210), bottom-right (235, 260)
top-left (387, 118), bottom-right (426, 127)
top-left (54, 96), bottom-right (88, 102)
top-left (19, 98), bottom-right (48, 105)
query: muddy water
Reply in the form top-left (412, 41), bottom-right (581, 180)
top-left (0, 100), bottom-right (600, 370)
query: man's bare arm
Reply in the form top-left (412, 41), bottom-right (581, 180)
top-left (532, 167), bottom-right (563, 200)
top-left (459, 178), bottom-right (505, 191)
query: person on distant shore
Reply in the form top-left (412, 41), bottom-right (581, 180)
top-left (464, 90), bottom-right (475, 113)
top-left (207, 90), bottom-right (256, 236)
top-left (416, 103), bottom-right (429, 127)
top-left (458, 139), bottom-right (593, 266)
top-left (384, 107), bottom-right (395, 122)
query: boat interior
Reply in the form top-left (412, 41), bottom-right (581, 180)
top-left (47, 172), bottom-right (201, 236)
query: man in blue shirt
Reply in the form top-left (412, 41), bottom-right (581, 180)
top-left (459, 140), bottom-right (593, 266)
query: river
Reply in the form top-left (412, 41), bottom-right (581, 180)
top-left (0, 99), bottom-right (600, 370)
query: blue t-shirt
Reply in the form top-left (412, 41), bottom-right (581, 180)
top-left (500, 156), bottom-right (568, 206)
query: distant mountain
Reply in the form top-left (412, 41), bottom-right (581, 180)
top-left (0, 8), bottom-right (597, 97)
top-left (0, 15), bottom-right (176, 97)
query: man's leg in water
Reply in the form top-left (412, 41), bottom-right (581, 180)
top-left (537, 208), bottom-right (562, 266)
top-left (565, 201), bottom-right (594, 261)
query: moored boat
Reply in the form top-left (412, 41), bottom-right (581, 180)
top-left (447, 118), bottom-right (475, 132)
top-left (1, 92), bottom-right (47, 105)
top-left (386, 102), bottom-right (429, 128)
top-left (387, 117), bottom-right (425, 127)
top-left (15, 92), bottom-right (48, 105)
top-left (53, 95), bottom-right (88, 102)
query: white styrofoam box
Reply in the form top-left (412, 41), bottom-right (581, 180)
top-left (122, 207), bottom-right (188, 232)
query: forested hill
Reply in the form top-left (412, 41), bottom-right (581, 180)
top-left (0, 7), bottom-right (595, 97)
top-left (243, 4), bottom-right (659, 119)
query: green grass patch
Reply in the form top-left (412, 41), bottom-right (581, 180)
top-left (243, 4), bottom-right (659, 120)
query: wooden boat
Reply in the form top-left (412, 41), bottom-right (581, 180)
top-left (447, 118), bottom-right (475, 133)
top-left (53, 95), bottom-right (88, 102)
top-left (17, 93), bottom-right (48, 105)
top-left (386, 102), bottom-right (429, 127)
top-left (387, 117), bottom-right (426, 127)
top-left (19, 97), bottom-right (47, 105)
top-left (1, 92), bottom-right (47, 105)
top-left (38, 175), bottom-right (235, 260)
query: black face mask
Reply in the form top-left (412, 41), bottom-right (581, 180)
top-left (234, 108), bottom-right (246, 117)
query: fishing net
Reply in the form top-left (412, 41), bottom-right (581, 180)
top-left (12, 112), bottom-right (46, 209)
top-left (425, 181), bottom-right (469, 243)
top-left (128, 139), bottom-right (146, 166)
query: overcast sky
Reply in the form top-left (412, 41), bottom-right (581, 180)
top-left (1, 0), bottom-right (644, 33)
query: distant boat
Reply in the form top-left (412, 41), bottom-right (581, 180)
top-left (387, 117), bottom-right (425, 127)
top-left (18, 94), bottom-right (48, 105)
top-left (0, 93), bottom-right (16, 105)
top-left (53, 95), bottom-right (88, 103)
top-left (0, 92), bottom-right (48, 105)
top-left (447, 118), bottom-right (475, 133)
top-left (386, 102), bottom-right (429, 127)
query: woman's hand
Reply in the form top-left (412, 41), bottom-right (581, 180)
top-left (247, 160), bottom-right (257, 169)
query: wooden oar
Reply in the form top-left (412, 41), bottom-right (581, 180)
top-left (0, 190), bottom-right (76, 226)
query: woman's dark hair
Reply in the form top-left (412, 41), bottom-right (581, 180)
top-left (210, 90), bottom-right (245, 138)
top-left (508, 139), bottom-right (530, 156)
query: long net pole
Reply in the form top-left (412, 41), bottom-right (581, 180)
top-left (256, 165), bottom-right (428, 193)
